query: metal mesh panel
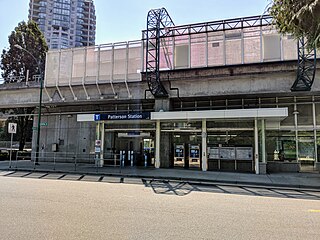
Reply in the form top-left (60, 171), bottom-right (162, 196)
top-left (225, 30), bottom-right (242, 65)
top-left (58, 49), bottom-right (73, 86)
top-left (159, 37), bottom-right (173, 70)
top-left (262, 34), bottom-right (281, 61)
top-left (243, 27), bottom-right (261, 63)
top-left (207, 32), bottom-right (224, 66)
top-left (72, 48), bottom-right (86, 85)
top-left (44, 24), bottom-right (299, 89)
top-left (174, 35), bottom-right (189, 68)
top-left (127, 42), bottom-right (142, 81)
top-left (99, 44), bottom-right (113, 83)
top-left (191, 33), bottom-right (206, 68)
top-left (113, 44), bottom-right (127, 82)
top-left (261, 27), bottom-right (280, 61)
top-left (244, 37), bottom-right (261, 63)
top-left (282, 36), bottom-right (297, 60)
top-left (45, 50), bottom-right (60, 87)
top-left (85, 46), bottom-right (98, 84)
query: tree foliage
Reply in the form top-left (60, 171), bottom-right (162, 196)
top-left (0, 108), bottom-right (34, 151)
top-left (0, 20), bottom-right (48, 83)
top-left (269, 0), bottom-right (320, 48)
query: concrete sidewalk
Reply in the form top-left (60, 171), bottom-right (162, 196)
top-left (0, 160), bottom-right (319, 190)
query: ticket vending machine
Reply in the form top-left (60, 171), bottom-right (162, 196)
top-left (189, 144), bottom-right (201, 168)
top-left (174, 144), bottom-right (185, 167)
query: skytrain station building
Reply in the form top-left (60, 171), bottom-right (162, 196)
top-left (1, 9), bottom-right (320, 174)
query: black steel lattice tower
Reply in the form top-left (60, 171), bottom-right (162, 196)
top-left (291, 38), bottom-right (317, 91)
top-left (145, 8), bottom-right (175, 98)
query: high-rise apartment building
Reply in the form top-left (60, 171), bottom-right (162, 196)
top-left (29, 0), bottom-right (96, 49)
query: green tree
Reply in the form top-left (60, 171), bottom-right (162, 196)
top-left (0, 108), bottom-right (34, 151)
top-left (0, 20), bottom-right (48, 83)
top-left (269, 0), bottom-right (320, 48)
top-left (0, 20), bottom-right (47, 151)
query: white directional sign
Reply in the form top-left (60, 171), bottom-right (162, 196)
top-left (8, 123), bottom-right (17, 134)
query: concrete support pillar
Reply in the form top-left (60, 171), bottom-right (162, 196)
top-left (201, 119), bottom-right (207, 171)
top-left (155, 99), bottom-right (171, 168)
top-left (254, 118), bottom-right (259, 174)
top-left (154, 99), bottom-right (170, 112)
top-left (260, 119), bottom-right (267, 174)
top-left (160, 133), bottom-right (171, 168)
top-left (155, 120), bottom-right (161, 168)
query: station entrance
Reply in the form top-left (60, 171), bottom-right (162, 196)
top-left (91, 107), bottom-right (288, 174)
top-left (115, 135), bottom-right (154, 167)
top-left (102, 120), bottom-right (155, 167)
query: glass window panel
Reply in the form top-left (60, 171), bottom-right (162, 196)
top-left (297, 104), bottom-right (313, 125)
top-left (280, 105), bottom-right (295, 127)
top-left (265, 130), bottom-right (296, 161)
top-left (298, 132), bottom-right (315, 162)
top-left (315, 103), bottom-right (320, 125)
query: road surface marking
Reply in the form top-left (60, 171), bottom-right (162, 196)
top-left (308, 209), bottom-right (320, 213)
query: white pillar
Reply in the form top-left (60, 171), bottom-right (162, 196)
top-left (100, 122), bottom-right (105, 166)
top-left (202, 119), bottom-right (207, 171)
top-left (261, 119), bottom-right (266, 163)
top-left (155, 120), bottom-right (161, 168)
top-left (254, 118), bottom-right (260, 174)
top-left (313, 101), bottom-right (317, 163)
top-left (96, 122), bottom-right (100, 140)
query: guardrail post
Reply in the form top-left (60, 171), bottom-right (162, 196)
top-left (144, 153), bottom-right (147, 167)
top-left (34, 152), bottom-right (37, 170)
top-left (53, 152), bottom-right (56, 170)
top-left (74, 155), bottom-right (77, 171)
top-left (13, 151), bottom-right (19, 169)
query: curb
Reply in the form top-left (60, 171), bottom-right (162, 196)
top-left (2, 167), bottom-right (320, 192)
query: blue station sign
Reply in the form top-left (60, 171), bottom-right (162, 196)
top-left (94, 112), bottom-right (150, 121)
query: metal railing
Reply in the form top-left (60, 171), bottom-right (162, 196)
top-left (6, 151), bottom-right (151, 174)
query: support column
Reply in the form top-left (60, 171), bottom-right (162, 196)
top-left (96, 122), bottom-right (100, 142)
top-left (294, 100), bottom-right (299, 162)
top-left (254, 118), bottom-right (260, 174)
top-left (95, 122), bottom-right (104, 167)
top-left (261, 119), bottom-right (266, 163)
top-left (313, 101), bottom-right (320, 171)
top-left (155, 99), bottom-right (171, 168)
top-left (201, 119), bottom-right (207, 171)
top-left (260, 119), bottom-right (267, 174)
top-left (155, 120), bottom-right (161, 168)
top-left (100, 122), bottom-right (105, 166)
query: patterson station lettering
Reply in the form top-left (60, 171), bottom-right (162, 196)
top-left (94, 112), bottom-right (151, 121)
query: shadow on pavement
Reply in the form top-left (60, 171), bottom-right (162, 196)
top-left (2, 170), bottom-right (320, 200)
top-left (142, 179), bottom-right (320, 200)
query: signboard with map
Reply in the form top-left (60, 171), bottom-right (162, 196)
top-left (236, 147), bottom-right (253, 160)
top-left (220, 147), bottom-right (236, 160)
top-left (208, 147), bottom-right (219, 159)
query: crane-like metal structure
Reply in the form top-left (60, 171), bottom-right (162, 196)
top-left (144, 8), bottom-right (175, 98)
top-left (144, 8), bottom-right (317, 96)
top-left (291, 39), bottom-right (317, 91)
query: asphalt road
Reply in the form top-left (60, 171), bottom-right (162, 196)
top-left (0, 172), bottom-right (319, 240)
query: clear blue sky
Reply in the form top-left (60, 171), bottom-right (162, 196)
top-left (0, 0), bottom-right (270, 51)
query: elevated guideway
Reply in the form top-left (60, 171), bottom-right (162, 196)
top-left (0, 15), bottom-right (319, 109)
